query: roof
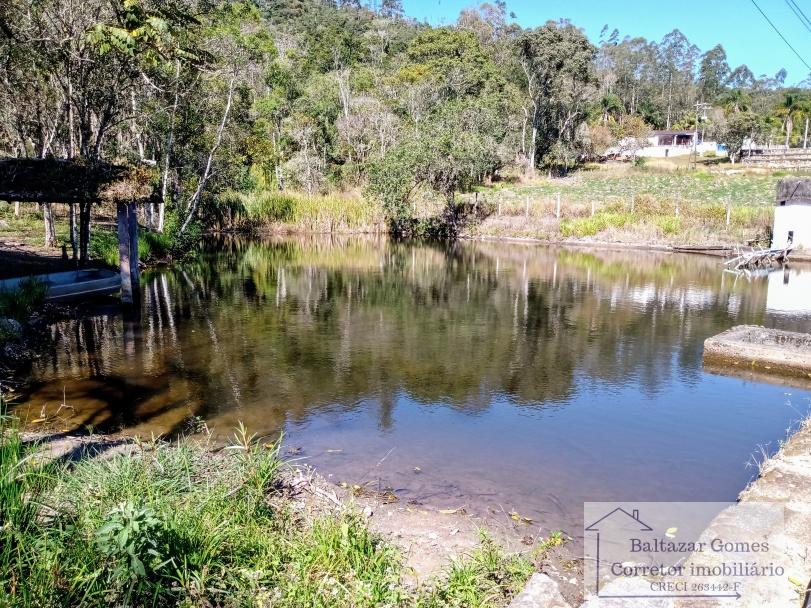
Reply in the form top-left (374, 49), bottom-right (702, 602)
top-left (0, 158), bottom-right (159, 205)
top-left (776, 177), bottom-right (811, 204)
top-left (650, 130), bottom-right (695, 136)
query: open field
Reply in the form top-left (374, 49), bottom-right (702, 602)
top-left (463, 162), bottom-right (811, 247)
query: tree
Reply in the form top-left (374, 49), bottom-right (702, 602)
top-left (697, 44), bottom-right (729, 102)
top-left (517, 21), bottom-right (596, 172)
top-left (719, 111), bottom-right (759, 163)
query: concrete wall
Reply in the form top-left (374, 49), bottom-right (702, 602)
top-left (772, 201), bottom-right (811, 249)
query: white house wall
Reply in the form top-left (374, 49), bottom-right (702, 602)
top-left (766, 267), bottom-right (811, 314)
top-left (772, 202), bottom-right (811, 249)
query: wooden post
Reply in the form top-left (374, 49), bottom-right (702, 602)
top-left (69, 203), bottom-right (77, 260)
top-left (525, 196), bottom-right (529, 218)
top-left (556, 192), bottom-right (561, 219)
top-left (79, 201), bottom-right (91, 265)
top-left (117, 202), bottom-right (133, 304)
top-left (725, 202), bottom-right (731, 227)
top-left (127, 201), bottom-right (139, 292)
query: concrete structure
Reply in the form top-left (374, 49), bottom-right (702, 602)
top-left (773, 178), bottom-right (811, 250)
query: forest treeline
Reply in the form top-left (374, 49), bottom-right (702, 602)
top-left (1, 0), bottom-right (809, 237)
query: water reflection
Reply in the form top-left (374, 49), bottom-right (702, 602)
top-left (16, 237), bottom-right (811, 534)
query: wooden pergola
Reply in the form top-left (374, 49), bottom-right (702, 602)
top-left (0, 158), bottom-right (159, 304)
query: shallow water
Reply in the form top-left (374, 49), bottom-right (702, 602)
top-left (17, 237), bottom-right (811, 536)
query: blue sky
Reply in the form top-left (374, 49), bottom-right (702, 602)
top-left (401, 0), bottom-right (811, 85)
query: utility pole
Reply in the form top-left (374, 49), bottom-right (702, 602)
top-left (693, 102), bottom-right (710, 170)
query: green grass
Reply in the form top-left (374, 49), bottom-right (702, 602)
top-left (0, 410), bottom-right (532, 607)
top-left (90, 229), bottom-right (171, 267)
top-left (468, 164), bottom-right (785, 245)
top-left (221, 190), bottom-right (384, 232)
top-left (487, 165), bottom-right (789, 208)
top-left (0, 278), bottom-right (47, 322)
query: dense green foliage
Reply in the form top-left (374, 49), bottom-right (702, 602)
top-left (1, 0), bottom-right (809, 238)
top-left (0, 408), bottom-right (532, 606)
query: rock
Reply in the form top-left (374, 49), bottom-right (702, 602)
top-left (509, 573), bottom-right (571, 608)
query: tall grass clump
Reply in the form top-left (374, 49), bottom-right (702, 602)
top-left (0, 415), bottom-right (533, 607)
top-left (560, 212), bottom-right (636, 238)
top-left (0, 278), bottom-right (47, 322)
top-left (233, 190), bottom-right (383, 232)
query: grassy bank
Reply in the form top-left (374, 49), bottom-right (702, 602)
top-left (0, 410), bottom-right (533, 607)
top-left (462, 163), bottom-right (804, 246)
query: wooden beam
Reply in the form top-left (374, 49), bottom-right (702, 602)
top-left (117, 202), bottom-right (133, 304)
top-left (127, 200), bottom-right (139, 294)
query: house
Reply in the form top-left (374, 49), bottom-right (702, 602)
top-left (604, 130), bottom-right (721, 159)
top-left (773, 178), bottom-right (811, 250)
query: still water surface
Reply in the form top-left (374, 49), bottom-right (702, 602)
top-left (18, 237), bottom-right (811, 535)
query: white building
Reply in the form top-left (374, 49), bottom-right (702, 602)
top-left (773, 178), bottom-right (811, 250)
top-left (605, 130), bottom-right (721, 159)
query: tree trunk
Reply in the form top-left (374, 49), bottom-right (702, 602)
top-left (159, 61), bottom-right (182, 233)
top-left (180, 76), bottom-right (236, 234)
top-left (43, 203), bottom-right (56, 248)
top-left (14, 202), bottom-right (20, 217)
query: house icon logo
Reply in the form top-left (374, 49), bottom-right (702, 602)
top-left (586, 507), bottom-right (652, 533)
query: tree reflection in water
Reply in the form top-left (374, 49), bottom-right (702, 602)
top-left (15, 237), bottom-right (811, 533)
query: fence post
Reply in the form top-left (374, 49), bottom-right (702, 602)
top-left (525, 196), bottom-right (529, 218)
top-left (726, 202), bottom-right (731, 226)
top-left (556, 192), bottom-right (561, 219)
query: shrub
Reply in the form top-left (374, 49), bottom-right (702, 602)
top-left (560, 212), bottom-right (636, 238)
top-left (655, 215), bottom-right (681, 235)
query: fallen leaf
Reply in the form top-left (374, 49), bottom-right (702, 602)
top-left (438, 507), bottom-right (466, 515)
top-left (509, 511), bottom-right (533, 524)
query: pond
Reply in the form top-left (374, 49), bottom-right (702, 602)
top-left (16, 237), bottom-right (811, 537)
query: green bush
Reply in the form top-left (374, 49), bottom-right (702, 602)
top-left (560, 212), bottom-right (636, 237)
top-left (655, 215), bottom-right (681, 235)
